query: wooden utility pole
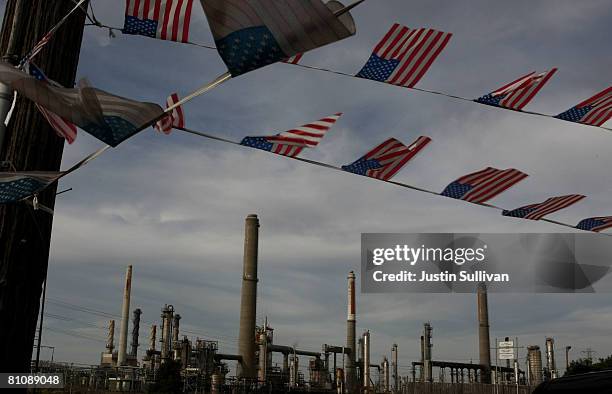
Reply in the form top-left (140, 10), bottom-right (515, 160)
top-left (0, 0), bottom-right (88, 372)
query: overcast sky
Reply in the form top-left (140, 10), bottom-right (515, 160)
top-left (14, 0), bottom-right (612, 378)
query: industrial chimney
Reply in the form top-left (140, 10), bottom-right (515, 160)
top-left (238, 214), bottom-right (259, 378)
top-left (477, 283), bottom-right (491, 383)
top-left (346, 271), bottom-right (357, 392)
top-left (117, 265), bottom-right (133, 365)
top-left (545, 338), bottom-right (557, 379)
top-left (528, 345), bottom-right (543, 385)
top-left (130, 308), bottom-right (142, 358)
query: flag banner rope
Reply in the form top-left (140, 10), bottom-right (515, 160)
top-left (20, 0), bottom-right (88, 66)
top-left (171, 125), bottom-right (611, 236)
top-left (83, 13), bottom-right (611, 133)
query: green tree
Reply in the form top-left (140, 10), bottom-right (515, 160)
top-left (565, 355), bottom-right (612, 376)
top-left (149, 360), bottom-right (183, 393)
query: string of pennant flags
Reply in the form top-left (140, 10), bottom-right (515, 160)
top-left (83, 3), bottom-right (612, 133)
top-left (0, 0), bottom-right (610, 235)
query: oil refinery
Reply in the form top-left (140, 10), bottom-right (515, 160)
top-left (32, 215), bottom-right (567, 393)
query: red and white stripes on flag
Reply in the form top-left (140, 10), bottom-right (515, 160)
top-left (556, 86), bottom-right (612, 126)
top-left (460, 168), bottom-right (528, 203)
top-left (37, 105), bottom-right (77, 144)
top-left (508, 195), bottom-right (587, 220)
top-left (365, 23), bottom-right (452, 88)
top-left (442, 167), bottom-right (529, 204)
top-left (269, 113), bottom-right (341, 148)
top-left (124, 0), bottom-right (194, 43)
top-left (486, 69), bottom-right (557, 110)
top-left (284, 54), bottom-right (304, 65)
top-left (342, 136), bottom-right (431, 181)
top-left (369, 136), bottom-right (431, 180)
top-left (155, 93), bottom-right (185, 134)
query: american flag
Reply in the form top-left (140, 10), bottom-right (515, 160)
top-left (356, 23), bottom-right (452, 88)
top-left (576, 216), bottom-right (612, 233)
top-left (555, 86), bottom-right (612, 127)
top-left (155, 93), bottom-right (185, 134)
top-left (201, 0), bottom-right (356, 76)
top-left (240, 113), bottom-right (341, 158)
top-left (441, 167), bottom-right (528, 204)
top-left (342, 136), bottom-right (431, 181)
top-left (284, 54), bottom-right (304, 65)
top-left (123, 0), bottom-right (195, 43)
top-left (0, 62), bottom-right (165, 147)
top-left (26, 63), bottom-right (77, 144)
top-left (0, 172), bottom-right (60, 204)
top-left (476, 69), bottom-right (557, 110)
top-left (503, 194), bottom-right (586, 220)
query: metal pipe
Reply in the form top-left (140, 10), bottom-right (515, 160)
top-left (117, 265), bottom-right (132, 365)
top-left (238, 214), bottom-right (259, 378)
top-left (546, 337), bottom-right (557, 379)
top-left (363, 331), bottom-right (370, 393)
top-left (477, 283), bottom-right (491, 383)
top-left (130, 308), bottom-right (141, 358)
top-left (565, 346), bottom-right (572, 372)
top-left (346, 271), bottom-right (357, 393)
top-left (269, 344), bottom-right (320, 358)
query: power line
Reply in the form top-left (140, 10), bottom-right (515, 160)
top-left (44, 326), bottom-right (107, 344)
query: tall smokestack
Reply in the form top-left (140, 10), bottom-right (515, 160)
top-left (363, 331), bottom-right (370, 393)
top-left (392, 344), bottom-right (398, 393)
top-left (419, 336), bottom-right (425, 382)
top-left (238, 214), bottom-right (259, 378)
top-left (477, 283), bottom-right (491, 383)
top-left (130, 308), bottom-right (142, 358)
top-left (117, 265), bottom-right (132, 366)
top-left (346, 271), bottom-right (357, 392)
top-left (106, 320), bottom-right (115, 354)
top-left (545, 338), bottom-right (557, 379)
top-left (172, 314), bottom-right (181, 360)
